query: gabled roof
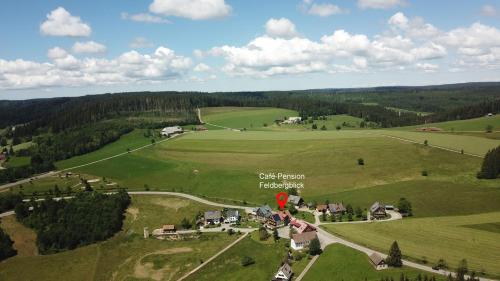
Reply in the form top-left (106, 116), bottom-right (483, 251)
top-left (288, 195), bottom-right (303, 205)
top-left (292, 231), bottom-right (317, 243)
top-left (316, 204), bottom-right (328, 211)
top-left (276, 263), bottom-right (293, 279)
top-left (278, 210), bottom-right (291, 220)
top-left (256, 205), bottom-right (273, 218)
top-left (369, 253), bottom-right (386, 266)
top-left (370, 202), bottom-right (385, 213)
top-left (328, 203), bottom-right (346, 213)
top-left (227, 209), bottom-right (239, 218)
top-left (162, 224), bottom-right (175, 230)
top-left (271, 213), bottom-right (282, 222)
top-left (204, 210), bottom-right (221, 220)
top-left (290, 219), bottom-right (316, 234)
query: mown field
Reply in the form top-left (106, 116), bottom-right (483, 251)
top-left (185, 232), bottom-right (309, 281)
top-left (277, 114), bottom-right (367, 131)
top-left (302, 244), bottom-right (445, 281)
top-left (200, 107), bottom-right (297, 130)
top-left (322, 212), bottom-right (500, 278)
top-left (395, 115), bottom-right (500, 132)
top-left (0, 195), bottom-right (239, 281)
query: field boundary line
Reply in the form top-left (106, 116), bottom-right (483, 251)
top-left (378, 133), bottom-right (484, 158)
top-left (295, 255), bottom-right (319, 281)
top-left (177, 232), bottom-right (249, 281)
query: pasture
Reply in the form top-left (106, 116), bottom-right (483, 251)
top-left (302, 244), bottom-right (445, 281)
top-left (322, 212), bottom-right (500, 278)
top-left (200, 107), bottom-right (297, 130)
top-left (395, 115), bottom-right (500, 132)
top-left (0, 195), bottom-right (238, 281)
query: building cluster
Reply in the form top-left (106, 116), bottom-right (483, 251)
top-left (280, 117), bottom-right (302, 124)
top-left (160, 126), bottom-right (183, 137)
top-left (202, 209), bottom-right (240, 226)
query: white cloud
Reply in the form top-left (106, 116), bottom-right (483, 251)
top-left (308, 4), bottom-right (348, 17)
top-left (481, 5), bottom-right (497, 17)
top-left (440, 22), bottom-right (500, 48)
top-left (358, 0), bottom-right (406, 9)
top-left (416, 63), bottom-right (439, 73)
top-left (121, 12), bottom-right (170, 23)
top-left (72, 41), bottom-right (107, 54)
top-left (130, 37), bottom-right (154, 49)
top-left (40, 7), bottom-right (91, 37)
top-left (47, 47), bottom-right (69, 59)
top-left (265, 18), bottom-right (299, 38)
top-left (0, 47), bottom-right (192, 90)
top-left (149, 0), bottom-right (231, 20)
top-left (194, 63), bottom-right (212, 72)
top-left (388, 12), bottom-right (440, 39)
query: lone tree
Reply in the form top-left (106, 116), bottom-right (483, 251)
top-left (477, 146), bottom-right (500, 179)
top-left (312, 124), bottom-right (318, 130)
top-left (258, 226), bottom-right (269, 241)
top-left (456, 259), bottom-right (468, 281)
top-left (273, 229), bottom-right (279, 242)
top-left (309, 238), bottom-right (322, 255)
top-left (358, 158), bottom-right (365, 165)
top-left (486, 124), bottom-right (493, 133)
top-left (0, 228), bottom-right (16, 261)
top-left (397, 198), bottom-right (413, 216)
top-left (386, 241), bottom-right (403, 267)
top-left (321, 125), bottom-right (327, 130)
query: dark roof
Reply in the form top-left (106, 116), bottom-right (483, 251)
top-left (369, 253), bottom-right (386, 266)
top-left (227, 209), bottom-right (239, 218)
top-left (271, 213), bottom-right (282, 222)
top-left (256, 205), bottom-right (273, 218)
top-left (292, 231), bottom-right (317, 243)
top-left (204, 210), bottom-right (221, 220)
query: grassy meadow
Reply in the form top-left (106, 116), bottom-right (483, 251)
top-left (322, 212), bottom-right (500, 278)
top-left (200, 107), bottom-right (297, 130)
top-left (302, 244), bottom-right (445, 281)
top-left (0, 195), bottom-right (239, 281)
top-left (395, 115), bottom-right (500, 132)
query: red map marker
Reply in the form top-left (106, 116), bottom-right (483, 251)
top-left (276, 192), bottom-right (288, 210)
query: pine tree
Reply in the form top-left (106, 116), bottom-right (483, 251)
top-left (309, 238), bottom-right (322, 255)
top-left (386, 241), bottom-right (403, 267)
top-left (477, 146), bottom-right (500, 179)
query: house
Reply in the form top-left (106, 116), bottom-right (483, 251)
top-left (255, 205), bottom-right (274, 221)
top-left (272, 263), bottom-right (293, 281)
top-left (370, 202), bottom-right (386, 219)
top-left (195, 125), bottom-right (208, 131)
top-left (288, 195), bottom-right (304, 207)
top-left (161, 126), bottom-right (183, 137)
top-left (290, 231), bottom-right (318, 250)
top-left (328, 203), bottom-right (346, 214)
top-left (204, 210), bottom-right (222, 225)
top-left (316, 204), bottom-right (328, 213)
top-left (385, 205), bottom-right (395, 211)
top-left (162, 224), bottom-right (176, 233)
top-left (267, 213), bottom-right (284, 229)
top-left (224, 209), bottom-right (240, 223)
top-left (290, 219), bottom-right (316, 234)
top-left (487, 113), bottom-right (494, 117)
top-left (369, 253), bottom-right (388, 270)
top-left (281, 117), bottom-right (302, 124)
top-left (277, 210), bottom-right (291, 226)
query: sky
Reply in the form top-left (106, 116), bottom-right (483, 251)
top-left (1, 0), bottom-right (500, 100)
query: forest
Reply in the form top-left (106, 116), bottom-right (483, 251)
top-left (14, 190), bottom-right (131, 254)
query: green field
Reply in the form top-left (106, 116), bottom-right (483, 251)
top-left (0, 195), bottom-right (239, 281)
top-left (185, 232), bottom-right (308, 281)
top-left (200, 107), bottom-right (297, 130)
top-left (322, 212), bottom-right (500, 278)
top-left (4, 156), bottom-right (30, 168)
top-left (302, 244), bottom-right (445, 281)
top-left (396, 115), bottom-right (500, 132)
top-left (278, 114), bottom-right (367, 131)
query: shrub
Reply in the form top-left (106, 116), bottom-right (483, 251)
top-left (357, 158), bottom-right (365, 165)
top-left (241, 256), bottom-right (255, 266)
top-left (421, 170), bottom-right (428, 176)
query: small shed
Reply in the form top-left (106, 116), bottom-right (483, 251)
top-left (369, 253), bottom-right (388, 270)
top-left (162, 224), bottom-right (176, 233)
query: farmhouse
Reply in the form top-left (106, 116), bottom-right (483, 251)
top-left (328, 203), bottom-right (346, 214)
top-left (290, 219), bottom-right (316, 234)
top-left (162, 224), bottom-right (176, 233)
top-left (267, 213), bottom-right (284, 229)
top-left (369, 253), bottom-right (388, 270)
top-left (281, 117), bottom-right (302, 124)
top-left (316, 204), bottom-right (328, 213)
top-left (224, 209), bottom-right (240, 223)
top-left (278, 210), bottom-right (291, 224)
top-left (204, 210), bottom-right (222, 225)
top-left (272, 263), bottom-right (293, 281)
top-left (370, 202), bottom-right (386, 219)
top-left (161, 126), bottom-right (183, 137)
top-left (287, 195), bottom-right (304, 207)
top-left (290, 231), bottom-right (318, 250)
top-left (255, 205), bottom-right (274, 221)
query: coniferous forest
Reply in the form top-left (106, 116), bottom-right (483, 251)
top-left (14, 190), bottom-right (131, 254)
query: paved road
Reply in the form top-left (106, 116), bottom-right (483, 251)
top-left (177, 232), bottom-right (249, 281)
top-left (128, 191), bottom-right (254, 213)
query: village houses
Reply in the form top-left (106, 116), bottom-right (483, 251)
top-left (290, 231), bottom-right (318, 250)
top-left (204, 210), bottom-right (222, 225)
top-left (272, 263), bottom-right (293, 281)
